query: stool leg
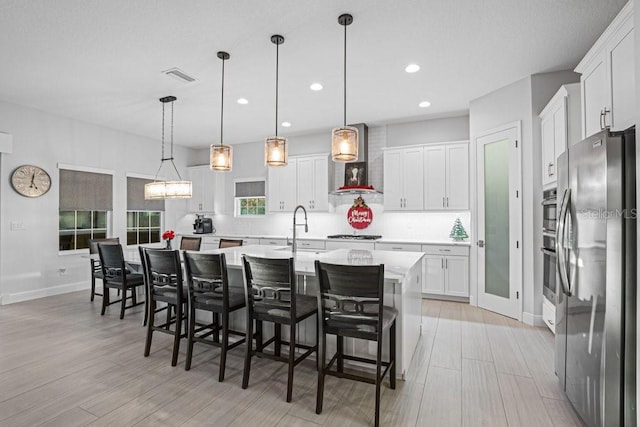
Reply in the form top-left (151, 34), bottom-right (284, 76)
top-left (286, 324), bottom-right (296, 402)
top-left (171, 303), bottom-right (183, 366)
top-left (142, 286), bottom-right (149, 327)
top-left (255, 320), bottom-right (263, 353)
top-left (242, 317), bottom-right (253, 389)
top-left (144, 299), bottom-right (155, 357)
top-left (316, 331), bottom-right (326, 414)
top-left (219, 311), bottom-right (229, 382)
top-left (337, 336), bottom-right (344, 373)
top-left (185, 302), bottom-right (196, 371)
top-left (101, 287), bottom-right (108, 315)
top-left (213, 313), bottom-right (220, 344)
top-left (119, 287), bottom-right (127, 319)
top-left (374, 337), bottom-right (383, 427)
top-left (275, 323), bottom-right (282, 357)
top-left (390, 320), bottom-right (396, 389)
top-left (91, 273), bottom-right (96, 301)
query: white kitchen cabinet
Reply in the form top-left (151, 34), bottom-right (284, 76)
top-left (374, 242), bottom-right (422, 252)
top-left (325, 240), bottom-right (375, 251)
top-left (576, 1), bottom-right (634, 138)
top-left (383, 146), bottom-right (424, 211)
top-left (260, 237), bottom-right (288, 246)
top-left (295, 239), bottom-right (326, 250)
top-left (539, 84), bottom-right (581, 187)
top-left (424, 143), bottom-right (469, 210)
top-left (187, 165), bottom-right (225, 213)
top-left (267, 159), bottom-right (297, 212)
top-left (296, 155), bottom-right (329, 212)
top-left (421, 245), bottom-right (469, 298)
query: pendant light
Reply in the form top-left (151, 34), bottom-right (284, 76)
top-left (144, 96), bottom-right (193, 200)
top-left (210, 51), bottom-right (233, 171)
top-left (265, 34), bottom-right (288, 167)
top-left (331, 13), bottom-right (358, 162)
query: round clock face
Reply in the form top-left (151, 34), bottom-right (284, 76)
top-left (11, 165), bottom-right (51, 198)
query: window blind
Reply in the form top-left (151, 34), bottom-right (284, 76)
top-left (127, 177), bottom-right (165, 211)
top-left (59, 169), bottom-right (113, 211)
top-left (235, 180), bottom-right (266, 198)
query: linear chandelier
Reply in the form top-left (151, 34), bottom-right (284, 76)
top-left (144, 96), bottom-right (192, 200)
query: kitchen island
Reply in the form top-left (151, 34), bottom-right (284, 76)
top-left (203, 245), bottom-right (424, 378)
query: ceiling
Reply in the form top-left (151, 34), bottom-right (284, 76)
top-left (0, 0), bottom-right (627, 148)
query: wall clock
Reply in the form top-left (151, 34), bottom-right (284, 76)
top-left (11, 164), bottom-right (51, 197)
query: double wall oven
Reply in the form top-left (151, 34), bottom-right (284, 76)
top-left (541, 188), bottom-right (557, 303)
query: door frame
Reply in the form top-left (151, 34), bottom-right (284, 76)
top-left (473, 121), bottom-right (523, 321)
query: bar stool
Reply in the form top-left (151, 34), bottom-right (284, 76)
top-left (88, 237), bottom-right (120, 301)
top-left (314, 261), bottom-right (396, 427)
top-left (241, 255), bottom-right (317, 402)
top-left (183, 251), bottom-right (246, 381)
top-left (180, 236), bottom-right (202, 251)
top-left (97, 243), bottom-right (145, 319)
top-left (143, 248), bottom-right (187, 366)
top-left (219, 238), bottom-right (243, 248)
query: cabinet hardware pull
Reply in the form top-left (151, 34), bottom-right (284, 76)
top-left (445, 258), bottom-right (448, 268)
top-left (441, 258), bottom-right (444, 268)
top-left (603, 107), bottom-right (610, 129)
top-left (392, 247), bottom-right (402, 250)
top-left (442, 197), bottom-right (445, 208)
top-left (446, 197), bottom-right (449, 207)
top-left (440, 249), bottom-right (451, 252)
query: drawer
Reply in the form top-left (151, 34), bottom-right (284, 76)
top-left (374, 242), bottom-right (422, 252)
top-left (296, 239), bottom-right (325, 250)
top-left (260, 238), bottom-right (288, 246)
top-left (542, 298), bottom-right (556, 334)
top-left (421, 245), bottom-right (469, 256)
top-left (325, 240), bottom-right (375, 251)
top-left (243, 238), bottom-right (260, 245)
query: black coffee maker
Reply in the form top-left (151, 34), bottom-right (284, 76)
top-left (193, 215), bottom-right (214, 234)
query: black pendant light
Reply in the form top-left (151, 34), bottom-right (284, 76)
top-left (265, 34), bottom-right (288, 167)
top-left (145, 96), bottom-right (193, 199)
top-left (210, 51), bottom-right (233, 172)
top-left (331, 13), bottom-right (358, 162)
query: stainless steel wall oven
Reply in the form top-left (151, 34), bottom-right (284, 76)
top-left (541, 188), bottom-right (557, 303)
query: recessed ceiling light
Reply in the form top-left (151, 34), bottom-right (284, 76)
top-left (405, 64), bottom-right (420, 73)
top-left (282, 121), bottom-right (291, 127)
top-left (237, 98), bottom-right (249, 105)
top-left (310, 83), bottom-right (323, 91)
top-left (419, 101), bottom-right (431, 108)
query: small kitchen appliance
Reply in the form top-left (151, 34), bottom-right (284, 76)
top-left (193, 215), bottom-right (214, 234)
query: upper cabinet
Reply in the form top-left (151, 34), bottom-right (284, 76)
top-left (384, 142), bottom-right (469, 212)
top-left (383, 146), bottom-right (424, 210)
top-left (539, 84), bottom-right (581, 188)
top-left (575, 1), bottom-right (634, 138)
top-left (267, 158), bottom-right (297, 212)
top-left (187, 165), bottom-right (225, 213)
top-left (296, 155), bottom-right (330, 212)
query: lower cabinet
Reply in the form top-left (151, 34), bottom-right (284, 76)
top-left (325, 240), bottom-right (375, 251)
top-left (422, 245), bottom-right (469, 298)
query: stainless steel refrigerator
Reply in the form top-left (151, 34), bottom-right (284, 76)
top-left (555, 127), bottom-right (636, 427)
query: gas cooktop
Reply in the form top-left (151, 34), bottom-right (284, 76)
top-left (327, 234), bottom-right (382, 240)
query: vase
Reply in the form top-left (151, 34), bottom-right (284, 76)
top-left (165, 239), bottom-right (172, 250)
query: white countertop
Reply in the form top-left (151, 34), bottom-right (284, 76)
top-left (181, 233), bottom-right (471, 246)
top-left (202, 245), bottom-right (424, 282)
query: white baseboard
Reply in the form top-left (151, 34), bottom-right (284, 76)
top-left (1, 282), bottom-right (88, 305)
top-left (523, 311), bottom-right (545, 327)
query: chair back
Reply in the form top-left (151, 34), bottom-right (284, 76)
top-left (314, 261), bottom-right (385, 338)
top-left (144, 249), bottom-right (184, 302)
top-left (89, 237), bottom-right (120, 254)
top-left (183, 252), bottom-right (229, 309)
top-left (219, 238), bottom-right (243, 248)
top-left (97, 243), bottom-right (127, 283)
top-left (241, 255), bottom-right (296, 321)
top-left (180, 236), bottom-right (202, 251)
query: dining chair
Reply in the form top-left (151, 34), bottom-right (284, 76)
top-left (88, 237), bottom-right (120, 301)
top-left (180, 236), bottom-right (202, 251)
top-left (241, 255), bottom-right (317, 402)
top-left (314, 261), bottom-right (396, 427)
top-left (143, 248), bottom-right (187, 366)
top-left (183, 251), bottom-right (246, 381)
top-left (97, 243), bottom-right (145, 319)
top-left (219, 238), bottom-right (243, 248)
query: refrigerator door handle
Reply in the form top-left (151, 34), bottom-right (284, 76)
top-left (556, 188), bottom-right (571, 296)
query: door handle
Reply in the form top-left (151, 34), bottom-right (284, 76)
top-left (556, 188), bottom-right (571, 295)
top-left (548, 162), bottom-right (554, 177)
top-left (600, 109), bottom-right (604, 130)
top-left (603, 107), bottom-right (611, 129)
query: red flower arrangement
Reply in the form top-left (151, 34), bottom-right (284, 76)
top-left (162, 230), bottom-right (176, 241)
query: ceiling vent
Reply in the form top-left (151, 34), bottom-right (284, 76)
top-left (162, 68), bottom-right (196, 83)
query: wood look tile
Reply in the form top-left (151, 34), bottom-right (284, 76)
top-left (418, 366), bottom-right (462, 427)
top-left (497, 373), bottom-right (553, 427)
top-left (461, 358), bottom-right (508, 427)
top-left (429, 302), bottom-right (462, 371)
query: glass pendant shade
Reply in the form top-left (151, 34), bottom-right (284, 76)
top-left (210, 144), bottom-right (233, 171)
top-left (331, 125), bottom-right (358, 162)
top-left (144, 180), bottom-right (192, 200)
top-left (265, 136), bottom-right (288, 167)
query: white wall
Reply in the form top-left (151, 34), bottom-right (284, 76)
top-left (469, 70), bottom-right (578, 324)
top-left (0, 100), bottom-right (190, 304)
top-left (386, 115), bottom-right (470, 147)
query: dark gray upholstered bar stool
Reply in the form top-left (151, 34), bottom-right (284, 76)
top-left (241, 255), bottom-right (318, 402)
top-left (143, 248), bottom-right (187, 366)
top-left (219, 238), bottom-right (243, 248)
top-left (88, 237), bottom-right (120, 301)
top-left (97, 243), bottom-right (145, 319)
top-left (183, 251), bottom-right (246, 381)
top-left (180, 236), bottom-right (202, 251)
top-left (314, 261), bottom-right (397, 427)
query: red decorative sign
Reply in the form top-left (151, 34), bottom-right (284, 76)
top-left (347, 196), bottom-right (373, 229)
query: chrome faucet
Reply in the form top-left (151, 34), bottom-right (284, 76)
top-left (292, 205), bottom-right (308, 253)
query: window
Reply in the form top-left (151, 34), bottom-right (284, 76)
top-left (59, 167), bottom-right (113, 252)
top-left (59, 210), bottom-right (108, 251)
top-left (126, 176), bottom-right (165, 245)
top-left (234, 179), bottom-right (266, 217)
